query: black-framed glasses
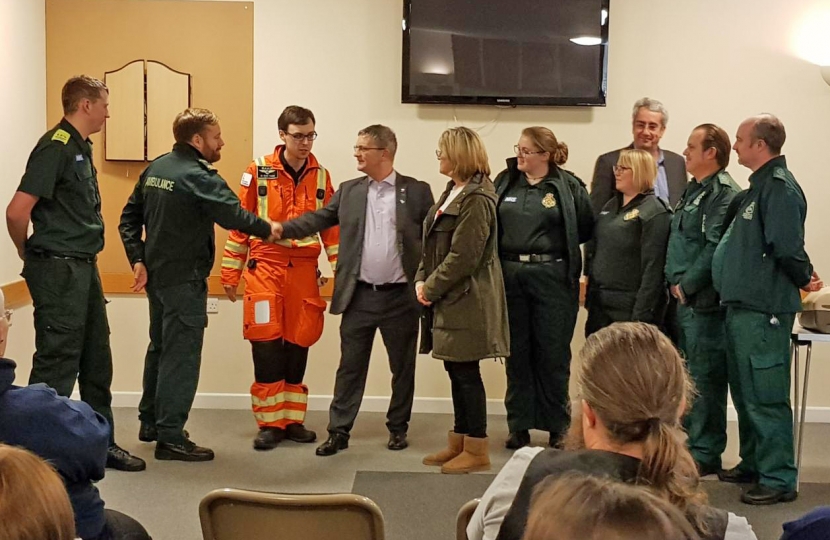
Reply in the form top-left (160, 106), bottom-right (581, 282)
top-left (613, 165), bottom-right (632, 174)
top-left (514, 145), bottom-right (546, 157)
top-left (284, 131), bottom-right (318, 142)
top-left (354, 146), bottom-right (385, 153)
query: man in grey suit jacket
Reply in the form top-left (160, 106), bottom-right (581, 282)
top-left (277, 125), bottom-right (434, 456)
top-left (590, 97), bottom-right (687, 214)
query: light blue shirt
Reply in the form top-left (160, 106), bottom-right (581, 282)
top-left (359, 170), bottom-right (406, 285)
top-left (654, 150), bottom-right (669, 203)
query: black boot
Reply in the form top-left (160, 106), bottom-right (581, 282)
top-left (253, 427), bottom-right (285, 451)
top-left (505, 430), bottom-right (530, 450)
top-left (106, 444), bottom-right (146, 472)
top-left (286, 423), bottom-right (317, 443)
top-left (155, 438), bottom-right (214, 462)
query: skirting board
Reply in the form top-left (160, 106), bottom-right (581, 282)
top-left (79, 392), bottom-right (830, 424)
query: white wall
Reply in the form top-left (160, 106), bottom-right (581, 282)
top-left (10, 0), bottom-right (830, 413)
top-left (0, 0), bottom-right (46, 284)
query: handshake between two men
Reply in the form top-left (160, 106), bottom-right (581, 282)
top-left (130, 222), bottom-right (286, 295)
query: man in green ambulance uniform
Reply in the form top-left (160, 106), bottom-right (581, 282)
top-left (119, 108), bottom-right (280, 462)
top-left (5, 75), bottom-right (145, 472)
top-left (665, 124), bottom-right (739, 477)
top-left (713, 114), bottom-right (823, 505)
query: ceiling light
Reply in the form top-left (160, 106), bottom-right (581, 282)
top-left (570, 36), bottom-right (602, 46)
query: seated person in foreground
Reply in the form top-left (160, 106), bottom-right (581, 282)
top-left (0, 294), bottom-right (151, 540)
top-left (522, 474), bottom-right (700, 540)
top-left (0, 443), bottom-right (77, 540)
top-left (466, 322), bottom-right (756, 540)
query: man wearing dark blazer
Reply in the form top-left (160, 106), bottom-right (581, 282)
top-left (277, 125), bottom-right (434, 456)
top-left (590, 97), bottom-right (687, 214)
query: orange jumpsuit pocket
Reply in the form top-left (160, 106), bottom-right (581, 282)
top-left (292, 296), bottom-right (327, 347)
top-left (243, 292), bottom-right (283, 341)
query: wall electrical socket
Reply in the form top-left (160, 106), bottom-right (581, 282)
top-left (206, 297), bottom-right (219, 314)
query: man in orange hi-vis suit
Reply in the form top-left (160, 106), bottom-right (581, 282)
top-left (221, 106), bottom-right (339, 451)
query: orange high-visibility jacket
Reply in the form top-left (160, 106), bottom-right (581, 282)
top-left (221, 147), bottom-right (339, 285)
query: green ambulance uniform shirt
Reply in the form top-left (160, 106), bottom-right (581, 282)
top-left (17, 118), bottom-right (104, 258)
top-left (119, 142), bottom-right (272, 289)
top-left (498, 175), bottom-right (567, 256)
top-left (589, 191), bottom-right (671, 322)
top-left (665, 170), bottom-right (739, 312)
top-left (713, 156), bottom-right (812, 314)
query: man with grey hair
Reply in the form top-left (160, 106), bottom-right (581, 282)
top-left (712, 113), bottom-right (822, 505)
top-left (274, 125), bottom-right (434, 456)
top-left (589, 97), bottom-right (687, 214)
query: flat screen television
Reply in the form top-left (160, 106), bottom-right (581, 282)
top-left (402, 0), bottom-right (610, 107)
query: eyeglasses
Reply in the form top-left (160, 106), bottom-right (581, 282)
top-left (354, 146), bottom-right (385, 153)
top-left (613, 165), bottom-right (632, 174)
top-left (3, 310), bottom-right (11, 322)
top-left (284, 131), bottom-right (318, 142)
top-left (514, 145), bottom-right (546, 157)
top-left (435, 149), bottom-right (444, 159)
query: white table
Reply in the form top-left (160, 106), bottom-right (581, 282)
top-left (790, 323), bottom-right (830, 485)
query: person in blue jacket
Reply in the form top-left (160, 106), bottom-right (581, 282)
top-left (0, 295), bottom-right (151, 540)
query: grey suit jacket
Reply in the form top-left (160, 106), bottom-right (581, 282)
top-left (589, 145), bottom-right (687, 215)
top-left (281, 173), bottom-right (434, 315)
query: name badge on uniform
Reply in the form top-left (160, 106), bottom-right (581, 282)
top-left (241, 172), bottom-right (252, 187)
top-left (75, 154), bottom-right (84, 162)
top-left (257, 166), bottom-right (278, 180)
top-left (541, 193), bottom-right (556, 208)
top-left (623, 208), bottom-right (640, 221)
top-left (742, 201), bottom-right (755, 220)
top-left (504, 196), bottom-right (517, 203)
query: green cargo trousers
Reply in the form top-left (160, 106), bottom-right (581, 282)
top-left (502, 259), bottom-right (578, 437)
top-left (139, 279), bottom-right (207, 445)
top-left (725, 307), bottom-right (797, 491)
top-left (24, 256), bottom-right (115, 444)
top-left (677, 303), bottom-right (728, 469)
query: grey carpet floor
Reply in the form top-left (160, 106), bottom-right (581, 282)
top-left (100, 408), bottom-right (830, 540)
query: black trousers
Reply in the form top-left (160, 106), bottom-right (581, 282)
top-left (24, 257), bottom-right (115, 445)
top-left (445, 361), bottom-right (487, 438)
top-left (87, 509), bottom-right (151, 540)
top-left (501, 259), bottom-right (577, 437)
top-left (139, 280), bottom-right (207, 445)
top-left (327, 283), bottom-right (419, 438)
top-left (251, 339), bottom-right (308, 385)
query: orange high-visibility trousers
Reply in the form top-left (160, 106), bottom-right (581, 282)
top-left (243, 253), bottom-right (325, 427)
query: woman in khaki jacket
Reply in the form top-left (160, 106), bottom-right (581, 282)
top-left (416, 127), bottom-right (510, 474)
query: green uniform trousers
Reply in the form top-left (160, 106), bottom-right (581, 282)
top-left (726, 307), bottom-right (796, 490)
top-left (502, 259), bottom-right (578, 437)
top-left (677, 303), bottom-right (728, 469)
top-left (24, 256), bottom-right (114, 444)
top-left (139, 279), bottom-right (207, 445)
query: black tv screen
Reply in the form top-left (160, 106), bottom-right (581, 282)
top-left (402, 0), bottom-right (610, 107)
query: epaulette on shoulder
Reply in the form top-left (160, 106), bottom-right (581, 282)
top-left (198, 159), bottom-right (217, 173)
top-left (771, 167), bottom-right (790, 181)
top-left (50, 129), bottom-right (70, 145)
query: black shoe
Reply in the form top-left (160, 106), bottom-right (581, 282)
top-left (388, 432), bottom-right (408, 450)
top-left (549, 432), bottom-right (564, 449)
top-left (106, 445), bottom-right (146, 472)
top-left (505, 430), bottom-right (530, 450)
top-left (138, 423), bottom-right (157, 442)
top-left (253, 427), bottom-right (285, 451)
top-left (315, 433), bottom-right (349, 456)
top-left (740, 484), bottom-right (798, 505)
top-left (138, 424), bottom-right (189, 443)
top-left (155, 439), bottom-right (215, 462)
top-left (718, 466), bottom-right (759, 484)
top-left (695, 461), bottom-right (723, 477)
top-left (286, 423), bottom-right (317, 443)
